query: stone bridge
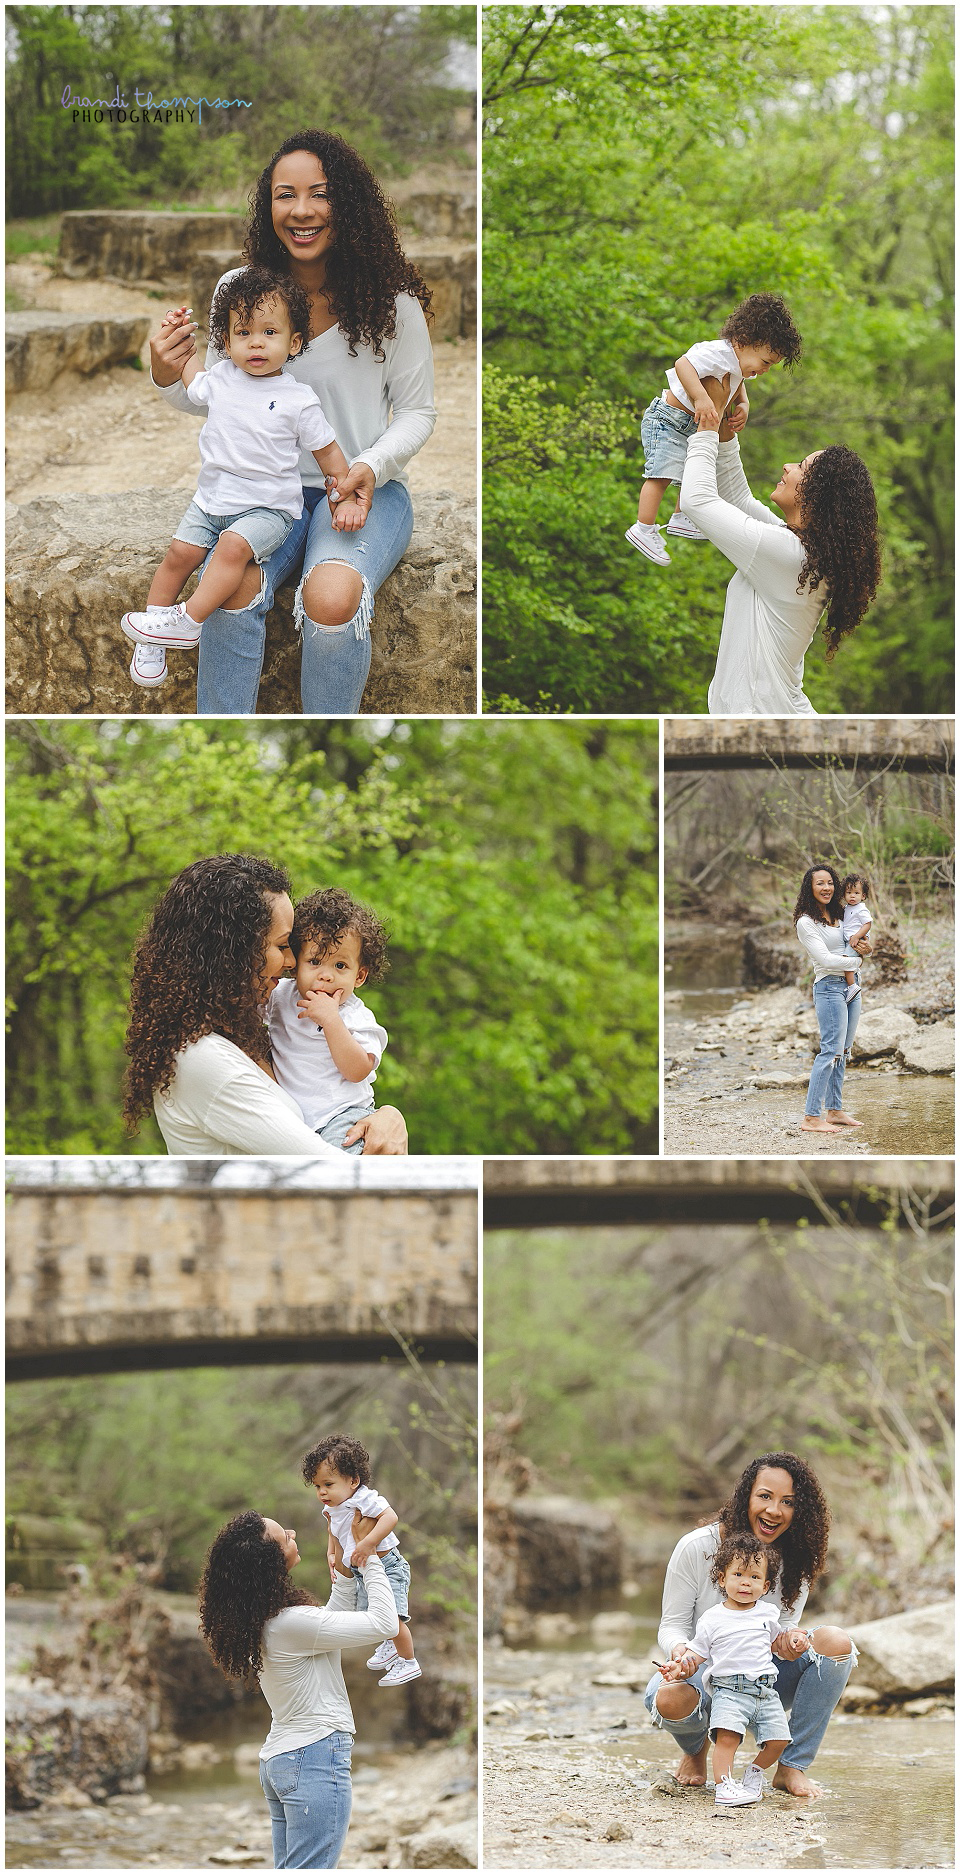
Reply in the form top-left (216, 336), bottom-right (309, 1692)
top-left (665, 720), bottom-right (955, 772)
top-left (6, 1186), bottom-right (477, 1380)
top-left (483, 1159), bottom-right (954, 1229)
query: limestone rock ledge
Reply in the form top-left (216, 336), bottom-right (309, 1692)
top-left (6, 488), bottom-right (476, 716)
top-left (6, 312), bottom-right (150, 394)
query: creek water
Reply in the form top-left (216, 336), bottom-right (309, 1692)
top-left (495, 1590), bottom-right (954, 1870)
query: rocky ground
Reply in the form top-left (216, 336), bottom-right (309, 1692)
top-left (482, 1643), bottom-right (954, 1870)
top-left (6, 258), bottom-right (475, 504)
top-left (664, 919), bottom-right (954, 1156)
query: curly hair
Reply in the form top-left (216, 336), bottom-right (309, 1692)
top-left (198, 1511), bottom-right (317, 1679)
top-left (301, 1434), bottom-right (372, 1490)
top-left (716, 1453), bottom-right (830, 1610)
top-left (243, 129), bottom-right (432, 356)
top-left (794, 863), bottom-right (844, 927)
top-left (709, 1531), bottom-right (782, 1595)
top-left (292, 888), bottom-right (389, 980)
top-left (795, 446), bottom-right (882, 659)
top-left (123, 853), bottom-right (290, 1131)
top-left (840, 872), bottom-right (870, 901)
top-left (720, 293), bottom-right (803, 366)
top-left (208, 265), bottom-right (311, 359)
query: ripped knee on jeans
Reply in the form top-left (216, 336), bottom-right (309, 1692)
top-left (219, 562), bottom-right (267, 615)
top-left (294, 564), bottom-right (374, 641)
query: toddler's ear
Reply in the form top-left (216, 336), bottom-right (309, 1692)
top-left (288, 333), bottom-right (303, 357)
top-left (356, 966), bottom-right (369, 987)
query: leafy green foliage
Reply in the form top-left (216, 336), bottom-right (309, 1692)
top-left (6, 720), bottom-right (658, 1154)
top-left (483, 5), bottom-right (954, 713)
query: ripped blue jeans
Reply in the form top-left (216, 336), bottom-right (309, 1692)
top-left (644, 1635), bottom-right (858, 1770)
top-left (805, 974), bottom-right (862, 1117)
top-left (195, 478), bottom-right (414, 715)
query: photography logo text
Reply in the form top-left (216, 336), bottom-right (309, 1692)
top-left (62, 83), bottom-right (252, 126)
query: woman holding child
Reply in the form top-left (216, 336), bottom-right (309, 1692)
top-left (200, 1508), bottom-right (397, 1867)
top-left (148, 129), bottom-right (435, 715)
top-left (123, 852), bottom-right (406, 1155)
top-left (795, 863), bottom-right (868, 1136)
top-left (644, 1453), bottom-right (857, 1800)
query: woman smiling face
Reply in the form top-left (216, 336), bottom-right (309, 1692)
top-left (748, 1466), bottom-right (796, 1544)
top-left (253, 892), bottom-right (295, 1004)
top-left (271, 150), bottom-right (335, 270)
top-left (811, 868), bottom-right (837, 912)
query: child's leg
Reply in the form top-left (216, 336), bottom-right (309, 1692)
top-left (393, 1616), bottom-right (415, 1661)
top-left (147, 539), bottom-right (208, 607)
top-left (844, 972), bottom-right (856, 986)
top-left (183, 531), bottom-right (256, 624)
top-left (752, 1737), bottom-right (789, 1770)
top-left (712, 1729), bottom-right (742, 1783)
top-left (637, 477), bottom-right (671, 525)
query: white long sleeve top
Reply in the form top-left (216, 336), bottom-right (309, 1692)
top-left (679, 433), bottom-right (824, 717)
top-left (155, 273), bottom-right (436, 490)
top-left (795, 916), bottom-right (861, 984)
top-left (153, 1033), bottom-right (342, 1156)
top-left (657, 1524), bottom-right (808, 1656)
top-left (259, 1555), bottom-right (400, 1759)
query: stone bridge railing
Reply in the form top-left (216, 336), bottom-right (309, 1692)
top-left (665, 719), bottom-right (955, 771)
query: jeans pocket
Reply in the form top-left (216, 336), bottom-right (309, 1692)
top-left (268, 1747), bottom-right (305, 1799)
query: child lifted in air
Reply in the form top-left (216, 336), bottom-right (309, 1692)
top-left (303, 1434), bottom-right (421, 1687)
top-left (626, 293), bottom-right (803, 566)
top-left (658, 1532), bottom-right (793, 1808)
top-left (267, 887), bottom-right (389, 1156)
top-left (840, 872), bottom-right (873, 1004)
top-left (121, 267), bottom-right (365, 688)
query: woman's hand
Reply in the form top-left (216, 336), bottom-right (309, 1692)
top-left (694, 401), bottom-right (721, 433)
top-left (343, 1105), bottom-right (408, 1154)
top-left (773, 1628), bottom-right (810, 1660)
top-left (150, 311), bottom-right (198, 387)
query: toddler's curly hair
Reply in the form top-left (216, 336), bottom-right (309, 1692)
top-left (721, 293), bottom-right (803, 366)
top-left (292, 887), bottom-right (389, 979)
top-left (840, 872), bottom-right (870, 900)
top-left (301, 1434), bottom-right (371, 1489)
top-left (710, 1531), bottom-right (781, 1593)
top-left (209, 266), bottom-right (311, 359)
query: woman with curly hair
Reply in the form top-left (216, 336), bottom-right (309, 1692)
top-left (123, 852), bottom-right (407, 1155)
top-left (677, 400), bottom-right (881, 715)
top-left (643, 1454), bottom-right (857, 1798)
top-left (199, 1509), bottom-right (399, 1866)
top-left (148, 129), bottom-right (436, 716)
top-left (795, 862), bottom-right (869, 1136)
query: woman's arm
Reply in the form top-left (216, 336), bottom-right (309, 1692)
top-left (281, 1555), bottom-right (400, 1650)
top-left (657, 1534), bottom-right (708, 1654)
top-left (170, 1040), bottom-right (345, 1155)
top-left (680, 432), bottom-right (799, 583)
top-left (349, 296), bottom-right (437, 488)
top-left (714, 434), bottom-right (784, 527)
top-left (796, 918), bottom-right (860, 975)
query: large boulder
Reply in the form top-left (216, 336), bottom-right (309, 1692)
top-left (850, 1008), bottom-right (919, 1060)
top-left (742, 927), bottom-right (802, 988)
top-left (5, 488), bottom-right (476, 716)
top-left (399, 1825), bottom-right (477, 1868)
top-left (391, 183), bottom-right (477, 240)
top-left (5, 1685), bottom-right (148, 1808)
top-left (58, 211), bottom-right (245, 283)
top-left (510, 1495), bottom-right (622, 1604)
top-left (847, 1602), bottom-right (955, 1697)
top-left (6, 312), bottom-right (149, 394)
top-left (898, 1027), bottom-right (955, 1075)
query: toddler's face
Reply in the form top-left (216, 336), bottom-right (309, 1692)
top-left (734, 340), bottom-right (781, 379)
top-left (312, 1460), bottom-right (360, 1507)
top-left (845, 883), bottom-right (863, 906)
top-left (296, 928), bottom-right (367, 1002)
top-left (722, 1553), bottom-right (769, 1607)
top-left (227, 295), bottom-right (300, 377)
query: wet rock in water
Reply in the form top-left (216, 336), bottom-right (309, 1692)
top-left (405, 1666), bottom-right (473, 1743)
top-left (6, 1685), bottom-right (148, 1807)
top-left (510, 1495), bottom-right (623, 1601)
top-left (850, 1008), bottom-right (919, 1059)
top-left (898, 1028), bottom-right (955, 1075)
top-left (591, 1610), bottom-right (637, 1640)
top-left (848, 1601), bottom-right (955, 1695)
top-left (399, 1822), bottom-right (477, 1866)
top-left (601, 1817), bottom-right (633, 1840)
top-left (743, 928), bottom-right (802, 988)
top-left (532, 1610), bottom-right (580, 1642)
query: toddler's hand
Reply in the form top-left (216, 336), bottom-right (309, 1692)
top-left (352, 1538), bottom-right (376, 1568)
top-left (331, 496), bottom-right (366, 533)
top-left (694, 401), bottom-right (721, 432)
top-left (726, 403), bottom-right (748, 433)
top-left (297, 987), bottom-right (345, 1025)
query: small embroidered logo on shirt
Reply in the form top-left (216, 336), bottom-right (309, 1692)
top-left (269, 401), bottom-right (276, 411)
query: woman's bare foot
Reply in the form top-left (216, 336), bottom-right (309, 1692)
top-left (826, 1111), bottom-right (864, 1127)
top-left (675, 1745), bottom-right (709, 1786)
top-left (800, 1117), bottom-right (843, 1133)
top-left (772, 1764), bottom-right (823, 1798)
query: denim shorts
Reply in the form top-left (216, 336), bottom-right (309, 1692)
top-left (175, 497), bottom-right (294, 563)
top-left (640, 396), bottom-right (697, 482)
top-left (709, 1673), bottom-right (791, 1746)
top-left (316, 1101), bottom-right (375, 1157)
top-left (352, 1548), bottom-right (411, 1621)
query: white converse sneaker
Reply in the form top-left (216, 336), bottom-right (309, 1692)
top-left (367, 1639), bottom-right (400, 1672)
top-left (120, 602), bottom-right (202, 648)
top-left (741, 1764), bottom-right (765, 1800)
top-left (665, 510), bottom-right (708, 540)
top-left (845, 982), bottom-right (861, 1002)
top-left (377, 1657), bottom-right (422, 1688)
top-left (130, 639), bottom-right (168, 687)
top-left (625, 523), bottom-right (671, 565)
top-left (715, 1773), bottom-right (761, 1807)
